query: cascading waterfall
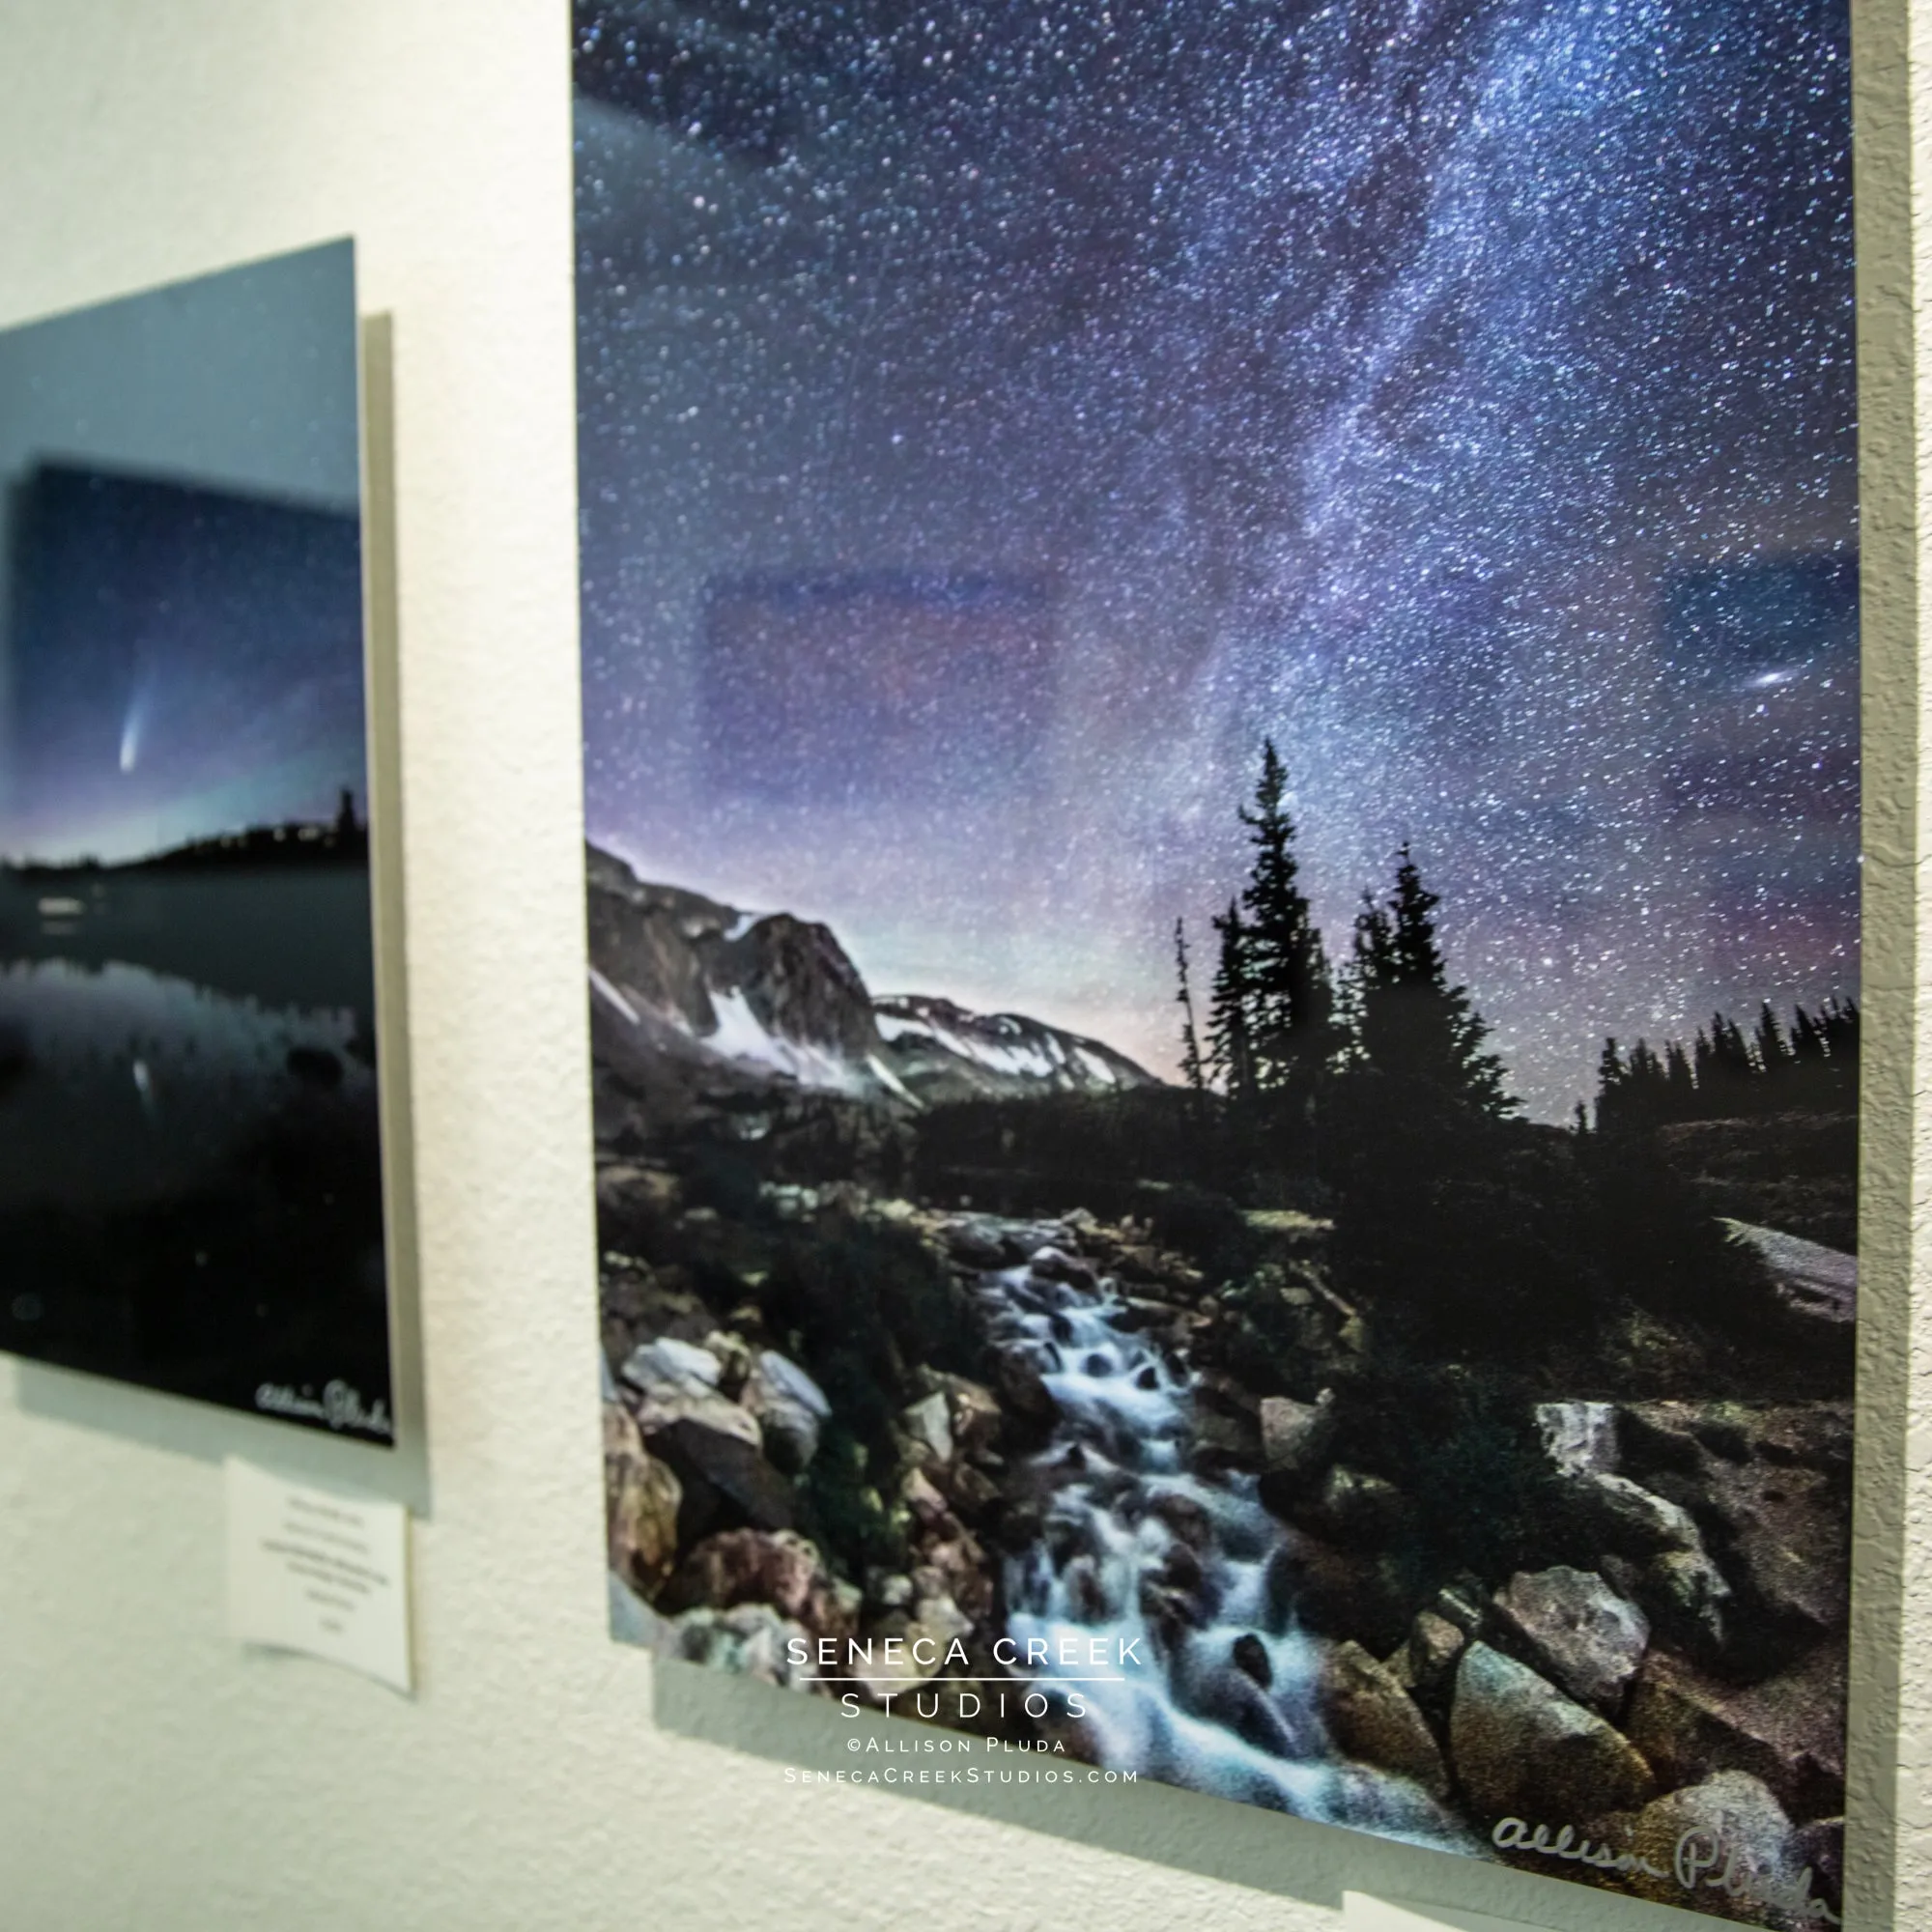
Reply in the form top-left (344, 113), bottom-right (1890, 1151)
top-left (968, 1225), bottom-right (1475, 1853)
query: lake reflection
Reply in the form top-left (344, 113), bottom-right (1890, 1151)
top-left (0, 957), bottom-right (371, 1210)
top-left (0, 867), bottom-right (391, 1436)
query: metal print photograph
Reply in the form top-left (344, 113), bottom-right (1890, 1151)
top-left (0, 242), bottom-right (394, 1442)
top-left (578, 2), bottom-right (1856, 1921)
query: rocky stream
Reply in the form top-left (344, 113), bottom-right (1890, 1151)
top-left (604, 1179), bottom-right (1852, 1927)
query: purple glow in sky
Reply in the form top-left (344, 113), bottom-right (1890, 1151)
top-left (575, 0), bottom-right (1857, 1118)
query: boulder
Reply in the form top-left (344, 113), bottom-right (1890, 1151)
top-left (1491, 1567), bottom-right (1649, 1716)
top-left (915, 1530), bottom-right (995, 1621)
top-left (659, 1602), bottom-right (813, 1688)
top-left (1319, 1639), bottom-right (1450, 1799)
top-left (941, 1217), bottom-right (1024, 1268)
top-left (932, 1374), bottom-right (1004, 1461)
top-left (1232, 1633), bottom-right (1273, 1688)
top-left (900, 1463), bottom-right (952, 1528)
top-left (621, 1334), bottom-right (724, 1400)
top-left (1559, 1468), bottom-right (1705, 1558)
top-left (605, 1257), bottom-right (711, 1335)
top-left (1616, 1772), bottom-right (1813, 1924)
top-left (1612, 1399), bottom-right (1851, 1665)
top-left (932, 1459), bottom-right (1000, 1522)
top-left (1791, 1816), bottom-right (1843, 1918)
top-left (1304, 1464), bottom-right (1407, 1548)
top-left (1603, 1548), bottom-right (1729, 1659)
top-left (912, 1591), bottom-right (973, 1647)
top-left (646, 1408), bottom-right (793, 1537)
top-left (839, 1616), bottom-right (931, 1698)
top-left (1172, 1644), bottom-right (1314, 1759)
top-left (1429, 1578), bottom-right (1489, 1638)
top-left (994, 1347), bottom-right (1058, 1423)
top-left (1149, 1491), bottom-right (1215, 1549)
top-left (658, 1528), bottom-right (853, 1641)
top-left (1636, 1547), bottom-right (1735, 1657)
top-left (1263, 1531), bottom-right (1413, 1657)
top-left (634, 1368), bottom-right (761, 1445)
top-left (901, 1390), bottom-right (955, 1466)
top-left (1030, 1244), bottom-right (1098, 1287)
top-left (1699, 1457), bottom-right (1849, 1646)
top-left (604, 1402), bottom-right (684, 1597)
top-left (1194, 1406), bottom-right (1263, 1462)
top-left (596, 1160), bottom-right (682, 1217)
top-left (1450, 1641), bottom-right (1656, 1824)
top-left (842, 1592), bottom-right (979, 1700)
top-left (634, 1381), bottom-right (762, 1453)
top-left (701, 1327), bottom-right (753, 1395)
top-left (1387, 1608), bottom-right (1466, 1704)
top-left (1624, 1644), bottom-right (1845, 1821)
top-left (741, 1349), bottom-right (831, 1474)
top-left (868, 1571), bottom-right (914, 1610)
top-left (1139, 1577), bottom-right (1207, 1647)
top-left (1260, 1390), bottom-right (1337, 1476)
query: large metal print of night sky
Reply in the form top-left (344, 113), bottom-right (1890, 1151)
top-left (0, 244), bottom-right (394, 1442)
top-left (579, 4), bottom-right (1857, 1921)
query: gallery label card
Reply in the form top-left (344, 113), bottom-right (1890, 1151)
top-left (225, 1457), bottom-right (412, 1693)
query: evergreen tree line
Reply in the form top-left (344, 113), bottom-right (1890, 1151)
top-left (1593, 998), bottom-right (1859, 1133)
top-left (1173, 740), bottom-right (1509, 1139)
top-left (1164, 742), bottom-right (1839, 1350)
top-left (1174, 740), bottom-right (1856, 1143)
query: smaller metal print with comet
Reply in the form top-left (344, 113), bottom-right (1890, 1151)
top-left (0, 242), bottom-right (395, 1441)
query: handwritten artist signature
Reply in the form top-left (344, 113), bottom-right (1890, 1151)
top-left (1492, 1817), bottom-right (1839, 1925)
top-left (254, 1379), bottom-right (394, 1439)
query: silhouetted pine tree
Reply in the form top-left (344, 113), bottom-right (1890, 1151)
top-left (1691, 1024), bottom-right (1719, 1096)
top-left (1662, 1041), bottom-right (1695, 1118)
top-left (1817, 996), bottom-right (1861, 1092)
top-left (1174, 917), bottom-right (1206, 1094)
top-left (1328, 850), bottom-right (1579, 1350)
top-left (1789, 1004), bottom-right (1826, 1068)
top-left (1710, 1012), bottom-right (1757, 1103)
top-left (1236, 740), bottom-right (1336, 1099)
top-left (1754, 1003), bottom-right (1789, 1090)
top-left (1597, 1037), bottom-right (1630, 1125)
top-left (1206, 900), bottom-right (1256, 1104)
top-left (1350, 846), bottom-right (1510, 1121)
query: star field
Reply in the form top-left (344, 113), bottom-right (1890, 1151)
top-left (575, 0), bottom-right (1856, 1118)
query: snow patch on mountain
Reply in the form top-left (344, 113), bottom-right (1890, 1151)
top-left (705, 986), bottom-right (868, 1093)
top-left (871, 994), bottom-right (1152, 1099)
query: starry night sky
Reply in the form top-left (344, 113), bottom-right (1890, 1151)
top-left (575, 0), bottom-right (1857, 1119)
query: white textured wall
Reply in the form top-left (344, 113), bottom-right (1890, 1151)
top-left (0, 4), bottom-right (1921, 1928)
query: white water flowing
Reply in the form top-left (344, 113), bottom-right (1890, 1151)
top-left (969, 1230), bottom-right (1476, 1852)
